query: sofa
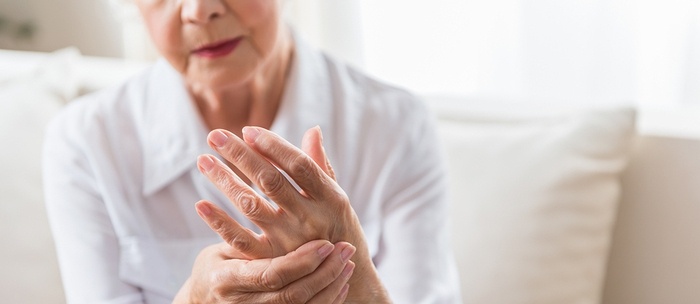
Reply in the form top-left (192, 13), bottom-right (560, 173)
top-left (1, 48), bottom-right (698, 304)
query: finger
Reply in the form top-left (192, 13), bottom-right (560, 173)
top-left (207, 129), bottom-right (304, 213)
top-left (195, 200), bottom-right (272, 258)
top-left (332, 284), bottom-right (350, 304)
top-left (197, 154), bottom-right (277, 225)
top-left (307, 262), bottom-right (354, 304)
top-left (224, 239), bottom-right (336, 292)
top-left (242, 126), bottom-right (337, 199)
top-left (301, 126), bottom-right (334, 180)
top-left (272, 242), bottom-right (356, 303)
top-left (301, 126), bottom-right (337, 181)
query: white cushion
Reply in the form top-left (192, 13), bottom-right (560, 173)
top-left (0, 48), bottom-right (81, 303)
top-left (434, 101), bottom-right (635, 304)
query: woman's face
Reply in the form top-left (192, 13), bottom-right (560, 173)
top-left (136, 0), bottom-right (285, 89)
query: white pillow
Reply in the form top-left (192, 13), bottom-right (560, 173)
top-left (0, 48), bottom-right (80, 303)
top-left (435, 102), bottom-right (635, 304)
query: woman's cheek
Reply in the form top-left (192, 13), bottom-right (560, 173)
top-left (236, 0), bottom-right (277, 28)
top-left (146, 13), bottom-right (188, 71)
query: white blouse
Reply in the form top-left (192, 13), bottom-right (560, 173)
top-left (43, 35), bottom-right (461, 304)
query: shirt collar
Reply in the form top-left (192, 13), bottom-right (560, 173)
top-left (140, 31), bottom-right (333, 196)
top-left (269, 30), bottom-right (332, 147)
top-left (141, 59), bottom-right (211, 196)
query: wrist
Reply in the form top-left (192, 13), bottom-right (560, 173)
top-left (173, 277), bottom-right (196, 304)
top-left (345, 256), bottom-right (392, 304)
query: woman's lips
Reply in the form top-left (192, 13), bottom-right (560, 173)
top-left (192, 37), bottom-right (242, 58)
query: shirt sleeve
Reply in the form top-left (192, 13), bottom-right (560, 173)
top-left (43, 114), bottom-right (144, 304)
top-left (374, 103), bottom-right (463, 304)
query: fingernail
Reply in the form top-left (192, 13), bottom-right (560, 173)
top-left (340, 284), bottom-right (350, 298)
top-left (209, 130), bottom-right (228, 148)
top-left (317, 243), bottom-right (334, 258)
top-left (342, 262), bottom-right (355, 278)
top-left (196, 202), bottom-right (212, 216)
top-left (198, 155), bottom-right (215, 173)
top-left (242, 126), bottom-right (261, 144)
top-left (340, 245), bottom-right (355, 263)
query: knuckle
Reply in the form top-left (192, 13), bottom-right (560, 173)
top-left (297, 215), bottom-right (322, 238)
top-left (281, 286), bottom-right (309, 304)
top-left (232, 235), bottom-right (252, 253)
top-left (259, 267), bottom-right (285, 291)
top-left (238, 194), bottom-right (263, 220)
top-left (210, 217), bottom-right (226, 232)
top-left (329, 188), bottom-right (349, 204)
top-left (259, 169), bottom-right (286, 197)
top-left (290, 154), bottom-right (314, 179)
top-left (216, 224), bottom-right (247, 251)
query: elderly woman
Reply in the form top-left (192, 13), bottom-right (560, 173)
top-left (43, 0), bottom-right (461, 303)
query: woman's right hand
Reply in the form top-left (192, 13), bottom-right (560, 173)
top-left (173, 239), bottom-right (355, 304)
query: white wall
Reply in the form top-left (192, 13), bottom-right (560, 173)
top-left (0, 0), bottom-right (123, 57)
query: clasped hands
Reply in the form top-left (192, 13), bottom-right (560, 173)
top-left (174, 126), bottom-right (389, 303)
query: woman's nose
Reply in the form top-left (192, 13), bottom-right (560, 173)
top-left (182, 0), bottom-right (226, 24)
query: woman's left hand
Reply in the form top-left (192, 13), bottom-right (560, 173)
top-left (195, 126), bottom-right (390, 303)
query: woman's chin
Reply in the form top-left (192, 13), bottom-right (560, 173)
top-left (189, 68), bottom-right (252, 91)
top-left (188, 60), bottom-right (256, 90)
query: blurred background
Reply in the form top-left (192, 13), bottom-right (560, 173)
top-left (1, 0), bottom-right (699, 108)
top-left (2, 1), bottom-right (700, 303)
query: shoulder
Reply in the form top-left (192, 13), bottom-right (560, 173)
top-left (44, 65), bottom-right (155, 165)
top-left (46, 65), bottom-right (154, 146)
top-left (320, 54), bottom-right (431, 131)
top-left (318, 53), bottom-right (441, 174)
